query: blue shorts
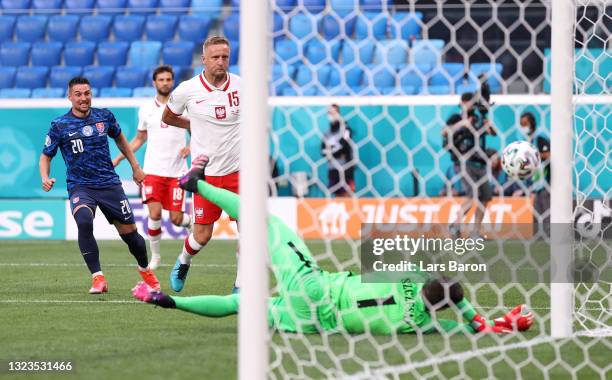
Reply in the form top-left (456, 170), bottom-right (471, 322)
top-left (69, 184), bottom-right (135, 225)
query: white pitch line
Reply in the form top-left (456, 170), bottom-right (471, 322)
top-left (0, 263), bottom-right (236, 268)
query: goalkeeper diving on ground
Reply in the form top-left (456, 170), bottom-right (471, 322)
top-left (132, 155), bottom-right (534, 334)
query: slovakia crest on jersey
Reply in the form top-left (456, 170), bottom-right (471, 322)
top-left (96, 122), bottom-right (105, 133)
top-left (82, 125), bottom-right (93, 136)
top-left (215, 106), bottom-right (227, 120)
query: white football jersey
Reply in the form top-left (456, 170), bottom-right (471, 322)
top-left (166, 72), bottom-right (241, 176)
top-left (138, 97), bottom-right (189, 177)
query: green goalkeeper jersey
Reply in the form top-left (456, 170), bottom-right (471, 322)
top-left (327, 272), bottom-right (433, 334)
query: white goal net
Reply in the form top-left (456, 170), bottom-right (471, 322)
top-left (246, 0), bottom-right (612, 378)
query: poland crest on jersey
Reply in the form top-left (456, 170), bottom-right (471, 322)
top-left (215, 106), bottom-right (226, 120)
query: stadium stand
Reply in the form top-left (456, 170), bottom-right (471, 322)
top-left (64, 0), bottom-right (95, 15)
top-left (0, 0), bottom-right (600, 99)
top-left (83, 65), bottom-right (115, 88)
top-left (100, 86), bottom-right (132, 97)
top-left (49, 65), bottom-right (82, 87)
top-left (0, 88), bottom-right (31, 97)
top-left (0, 42), bottom-right (31, 66)
top-left (15, 66), bottom-right (48, 89)
top-left (15, 15), bottom-right (48, 42)
top-left (79, 15), bottom-right (113, 43)
top-left (97, 41), bottom-right (129, 66)
top-left (115, 65), bottom-right (147, 88)
top-left (32, 86), bottom-right (64, 97)
top-left (31, 41), bottom-right (63, 66)
top-left (145, 15), bottom-right (178, 42)
top-left (112, 15), bottom-right (146, 42)
top-left (47, 15), bottom-right (80, 42)
top-left (32, 0), bottom-right (63, 14)
top-left (0, 66), bottom-right (17, 88)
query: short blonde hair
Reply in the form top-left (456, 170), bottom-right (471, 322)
top-left (203, 36), bottom-right (231, 51)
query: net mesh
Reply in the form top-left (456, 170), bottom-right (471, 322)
top-left (265, 1), bottom-right (611, 378)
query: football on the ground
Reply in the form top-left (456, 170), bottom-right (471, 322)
top-left (501, 141), bottom-right (541, 180)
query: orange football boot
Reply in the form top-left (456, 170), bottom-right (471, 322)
top-left (139, 268), bottom-right (161, 292)
top-left (89, 274), bottom-right (108, 294)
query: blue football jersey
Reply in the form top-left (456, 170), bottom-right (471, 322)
top-left (42, 108), bottom-right (122, 191)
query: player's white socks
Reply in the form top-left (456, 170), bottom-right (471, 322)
top-left (180, 214), bottom-right (191, 227)
top-left (180, 233), bottom-right (202, 265)
top-left (148, 218), bottom-right (162, 260)
top-left (92, 271), bottom-right (103, 278)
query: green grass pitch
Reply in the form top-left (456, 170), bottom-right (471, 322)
top-left (0, 240), bottom-right (609, 379)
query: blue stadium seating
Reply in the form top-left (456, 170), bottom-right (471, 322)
top-left (0, 0), bottom-right (31, 14)
top-left (390, 12), bottom-right (423, 40)
top-left (50, 65), bottom-right (82, 87)
top-left (0, 16), bottom-right (16, 41)
top-left (100, 87), bottom-right (132, 97)
top-left (0, 42), bottom-right (30, 66)
top-left (427, 67), bottom-right (452, 88)
top-left (274, 0), bottom-right (295, 13)
top-left (97, 41), bottom-right (129, 65)
top-left (32, 0), bottom-right (62, 14)
top-left (275, 38), bottom-right (299, 64)
top-left (15, 15), bottom-right (48, 42)
top-left (341, 40), bottom-right (375, 65)
top-left (427, 85), bottom-right (450, 95)
top-left (330, 0), bottom-right (356, 17)
top-left (178, 15), bottom-right (211, 44)
top-left (228, 39), bottom-right (238, 65)
top-left (0, 88), bottom-right (31, 98)
top-left (47, 15), bottom-right (80, 42)
top-left (271, 63), bottom-right (295, 95)
top-left (31, 41), bottom-right (63, 66)
top-left (113, 15), bottom-right (145, 42)
top-left (64, 41), bottom-right (96, 66)
top-left (305, 38), bottom-right (341, 64)
top-left (83, 65), bottom-right (115, 88)
top-left (64, 0), bottom-right (95, 14)
top-left (303, 0), bottom-right (324, 13)
top-left (354, 11), bottom-right (388, 40)
top-left (374, 39), bottom-right (408, 65)
top-left (294, 65), bottom-right (313, 86)
top-left (191, 0), bottom-right (222, 18)
top-left (366, 65), bottom-right (396, 90)
top-left (360, 0), bottom-right (384, 12)
top-left (455, 83), bottom-right (478, 95)
top-left (398, 64), bottom-right (428, 93)
top-left (128, 0), bottom-right (158, 15)
top-left (32, 87), bottom-right (64, 97)
top-left (228, 64), bottom-right (239, 75)
top-left (192, 64), bottom-right (202, 76)
top-left (115, 65), bottom-right (146, 87)
top-left (16, 66), bottom-right (49, 89)
top-left (145, 15), bottom-right (178, 42)
top-left (325, 63), bottom-right (341, 87)
top-left (0, 66), bottom-right (16, 88)
top-left (96, 0), bottom-right (127, 15)
top-left (128, 40), bottom-right (161, 66)
top-left (160, 0), bottom-right (190, 14)
top-left (222, 12), bottom-right (239, 41)
top-left (319, 14), bottom-right (340, 40)
top-left (411, 39), bottom-right (444, 67)
top-left (162, 41), bottom-right (193, 66)
top-left (343, 64), bottom-right (363, 88)
top-left (289, 12), bottom-right (316, 39)
top-left (79, 15), bottom-right (112, 42)
top-left (470, 62), bottom-right (503, 92)
top-left (133, 86), bottom-right (155, 97)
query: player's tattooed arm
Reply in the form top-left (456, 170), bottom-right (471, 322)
top-left (112, 130), bottom-right (147, 167)
top-left (39, 154), bottom-right (56, 192)
top-left (114, 132), bottom-right (145, 185)
top-left (162, 106), bottom-right (190, 131)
